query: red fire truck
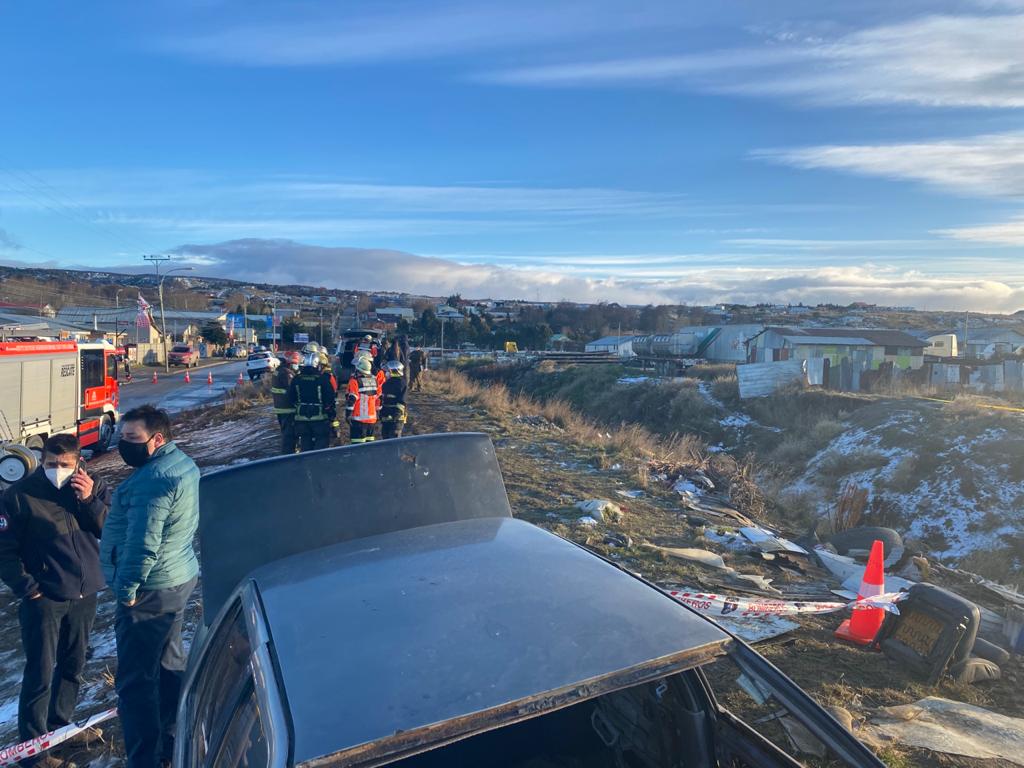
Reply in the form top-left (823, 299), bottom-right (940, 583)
top-left (0, 340), bottom-right (120, 484)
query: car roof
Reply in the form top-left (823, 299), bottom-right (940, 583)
top-left (198, 434), bottom-right (513, 622)
top-left (252, 516), bottom-right (729, 766)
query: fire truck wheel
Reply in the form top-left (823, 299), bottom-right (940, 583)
top-left (0, 446), bottom-right (36, 485)
top-left (97, 416), bottom-right (114, 452)
top-left (25, 435), bottom-right (45, 461)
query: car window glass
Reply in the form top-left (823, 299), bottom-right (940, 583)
top-left (212, 679), bottom-right (269, 768)
top-left (190, 602), bottom-right (254, 767)
top-left (703, 653), bottom-right (868, 767)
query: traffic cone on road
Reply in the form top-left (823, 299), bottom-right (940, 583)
top-left (237, 371), bottom-right (245, 385)
top-left (835, 539), bottom-right (886, 646)
top-left (151, 370), bottom-right (158, 384)
top-left (184, 370), bottom-right (191, 383)
top-left (206, 371), bottom-right (213, 386)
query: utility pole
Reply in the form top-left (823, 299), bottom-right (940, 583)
top-left (963, 311), bottom-right (969, 359)
top-left (143, 255), bottom-right (171, 370)
top-left (319, 308), bottom-right (324, 345)
top-left (440, 317), bottom-right (446, 359)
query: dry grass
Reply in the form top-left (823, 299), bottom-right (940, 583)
top-left (684, 362), bottom-right (737, 381)
top-left (830, 482), bottom-right (868, 532)
top-left (432, 368), bottom-right (769, 519)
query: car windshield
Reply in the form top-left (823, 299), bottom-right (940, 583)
top-left (172, 345), bottom-right (190, 352)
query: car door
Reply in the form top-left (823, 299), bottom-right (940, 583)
top-left (699, 643), bottom-right (885, 767)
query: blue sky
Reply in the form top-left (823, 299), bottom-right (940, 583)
top-left (1, 0), bottom-right (1024, 309)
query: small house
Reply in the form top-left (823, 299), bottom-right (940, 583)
top-left (584, 335), bottom-right (635, 357)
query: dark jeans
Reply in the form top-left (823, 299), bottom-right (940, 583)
top-left (115, 578), bottom-right (196, 768)
top-left (381, 421), bottom-right (404, 440)
top-left (18, 593), bottom-right (98, 763)
top-left (295, 420), bottom-right (331, 452)
top-left (277, 413), bottom-right (297, 454)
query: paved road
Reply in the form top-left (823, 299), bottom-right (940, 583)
top-left (118, 359), bottom-right (252, 413)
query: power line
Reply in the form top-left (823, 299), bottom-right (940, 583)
top-left (0, 158), bottom-right (163, 257)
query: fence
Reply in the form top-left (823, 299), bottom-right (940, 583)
top-left (927, 360), bottom-right (1024, 393)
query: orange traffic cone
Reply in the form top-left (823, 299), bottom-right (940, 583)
top-left (151, 370), bottom-right (158, 384)
top-left (206, 371), bottom-right (213, 386)
top-left (835, 539), bottom-right (886, 646)
top-left (237, 371), bottom-right (244, 384)
top-left (184, 370), bottom-right (191, 383)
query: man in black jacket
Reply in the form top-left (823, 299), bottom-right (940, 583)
top-left (0, 434), bottom-right (111, 767)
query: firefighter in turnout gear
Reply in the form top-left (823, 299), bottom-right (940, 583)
top-left (380, 360), bottom-right (407, 440)
top-left (352, 334), bottom-right (380, 372)
top-left (271, 351), bottom-right (302, 454)
top-left (346, 355), bottom-right (381, 444)
top-left (288, 351), bottom-right (337, 452)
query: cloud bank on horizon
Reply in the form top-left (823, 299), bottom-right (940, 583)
top-left (160, 239), bottom-right (1024, 313)
top-left (1, 0), bottom-right (1023, 311)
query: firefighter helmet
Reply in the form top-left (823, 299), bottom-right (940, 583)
top-left (285, 350), bottom-right (301, 367)
top-left (355, 356), bottom-right (373, 375)
top-left (301, 351), bottom-right (320, 369)
top-left (385, 360), bottom-right (404, 378)
top-left (301, 341), bottom-right (321, 355)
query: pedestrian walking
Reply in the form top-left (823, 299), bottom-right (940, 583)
top-left (0, 435), bottom-right (111, 768)
top-left (100, 406), bottom-right (200, 768)
top-left (408, 347), bottom-right (427, 392)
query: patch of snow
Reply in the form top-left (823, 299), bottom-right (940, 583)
top-left (577, 516), bottom-right (599, 527)
top-left (617, 376), bottom-right (650, 385)
top-left (791, 407), bottom-right (1024, 563)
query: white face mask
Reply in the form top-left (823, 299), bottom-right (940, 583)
top-left (45, 467), bottom-right (75, 489)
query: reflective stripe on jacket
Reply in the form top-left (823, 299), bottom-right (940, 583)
top-left (346, 374), bottom-right (381, 423)
top-left (380, 377), bottom-right (407, 423)
top-left (270, 366), bottom-right (296, 415)
top-left (290, 370), bottom-right (336, 422)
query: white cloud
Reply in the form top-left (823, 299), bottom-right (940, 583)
top-left (482, 12), bottom-right (1024, 108)
top-left (935, 215), bottom-right (1024, 245)
top-left (754, 132), bottom-right (1024, 197)
top-left (157, 238), bottom-right (1024, 311)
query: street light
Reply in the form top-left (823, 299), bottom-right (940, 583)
top-left (159, 266), bottom-right (194, 372)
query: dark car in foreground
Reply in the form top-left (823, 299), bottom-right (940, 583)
top-left (176, 434), bottom-right (884, 768)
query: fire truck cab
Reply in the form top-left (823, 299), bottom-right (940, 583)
top-left (0, 339), bottom-right (120, 485)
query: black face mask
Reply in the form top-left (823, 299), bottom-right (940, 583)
top-left (118, 438), bottom-right (153, 468)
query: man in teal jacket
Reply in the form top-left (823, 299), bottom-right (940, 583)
top-left (100, 405), bottom-right (199, 768)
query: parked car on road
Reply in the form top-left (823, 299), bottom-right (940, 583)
top-left (168, 343), bottom-right (200, 367)
top-left (225, 345), bottom-right (244, 358)
top-left (247, 350), bottom-right (280, 380)
top-left (177, 434), bottom-right (883, 768)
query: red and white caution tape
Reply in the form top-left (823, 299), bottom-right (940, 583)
top-left (0, 708), bottom-right (117, 767)
top-left (667, 590), bottom-right (906, 620)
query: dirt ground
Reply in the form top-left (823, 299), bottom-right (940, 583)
top-left (0, 374), bottom-right (1021, 766)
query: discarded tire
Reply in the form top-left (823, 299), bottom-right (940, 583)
top-left (949, 657), bottom-right (1001, 685)
top-left (971, 637), bottom-right (1011, 667)
top-left (828, 526), bottom-right (904, 568)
